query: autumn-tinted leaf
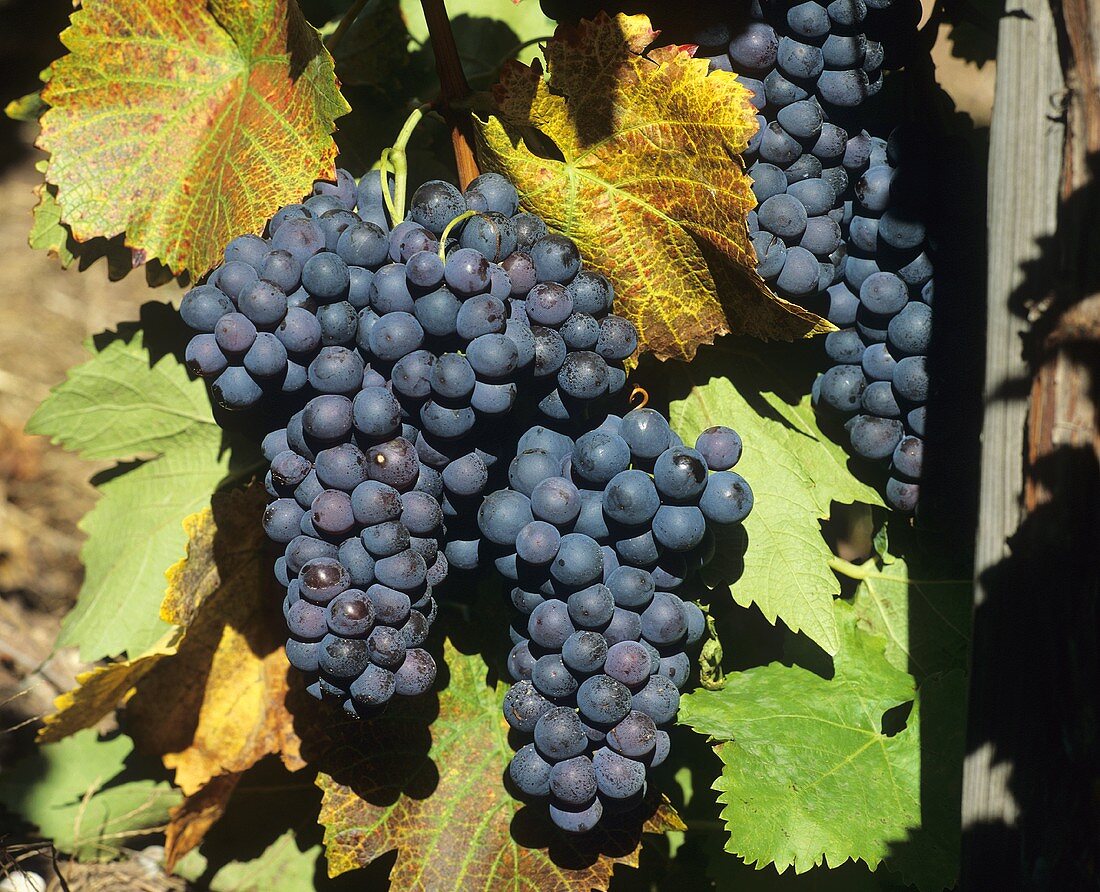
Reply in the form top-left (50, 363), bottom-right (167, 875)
top-left (38, 0), bottom-right (350, 276)
top-left (313, 640), bottom-right (682, 890)
top-left (125, 485), bottom-right (304, 794)
top-left (474, 13), bottom-right (830, 362)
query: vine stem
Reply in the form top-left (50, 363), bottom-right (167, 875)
top-left (420, 0), bottom-right (480, 188)
top-left (326, 0), bottom-right (370, 51)
top-left (827, 555), bottom-right (875, 580)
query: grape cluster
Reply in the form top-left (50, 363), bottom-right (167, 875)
top-left (181, 167), bottom-right (646, 713)
top-left (695, 0), bottom-right (888, 304)
top-left (485, 412), bottom-right (752, 832)
top-left (260, 397), bottom-right (445, 715)
top-left (698, 1), bottom-right (932, 511)
top-left (811, 129), bottom-right (931, 512)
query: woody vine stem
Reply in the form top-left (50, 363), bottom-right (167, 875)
top-left (420, 0), bottom-right (481, 188)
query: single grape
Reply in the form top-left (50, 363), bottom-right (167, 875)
top-left (510, 743), bottom-right (552, 797)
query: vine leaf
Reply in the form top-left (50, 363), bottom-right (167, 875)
top-left (665, 341), bottom-right (882, 654)
top-left (123, 484), bottom-right (305, 797)
top-left (844, 536), bottom-right (972, 681)
top-left (25, 307), bottom-right (250, 661)
top-left (175, 829), bottom-right (328, 891)
top-left (38, 485), bottom-right (305, 864)
top-left (0, 730), bottom-right (181, 861)
top-left (473, 13), bottom-right (830, 363)
top-left (37, 0), bottom-right (350, 276)
top-left (679, 602), bottom-right (920, 876)
top-left (314, 640), bottom-right (683, 890)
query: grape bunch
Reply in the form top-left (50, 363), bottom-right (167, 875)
top-left (484, 411), bottom-right (752, 832)
top-left (260, 396), bottom-right (446, 715)
top-left (698, 1), bottom-right (932, 512)
top-left (811, 128), bottom-right (931, 512)
top-left (181, 166), bottom-right (647, 713)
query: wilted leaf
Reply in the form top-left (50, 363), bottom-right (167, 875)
top-left (315, 640), bottom-right (683, 890)
top-left (165, 773), bottom-right (243, 871)
top-left (474, 13), bottom-right (829, 362)
top-left (0, 730), bottom-right (181, 861)
top-left (38, 0), bottom-right (350, 276)
top-left (26, 310), bottom-right (244, 661)
top-left (124, 485), bottom-right (304, 794)
top-left (664, 340), bottom-right (882, 655)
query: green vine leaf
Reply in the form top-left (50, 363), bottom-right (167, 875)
top-left (314, 640), bottom-right (682, 890)
top-left (0, 730), bottom-right (181, 861)
top-left (841, 539), bottom-right (971, 681)
top-left (26, 305), bottom-right (258, 660)
top-left (679, 603), bottom-right (925, 877)
top-left (37, 0), bottom-right (350, 276)
top-left (664, 340), bottom-right (883, 654)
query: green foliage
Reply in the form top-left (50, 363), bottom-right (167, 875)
top-left (26, 307), bottom-right (259, 660)
top-left (176, 831), bottom-right (327, 891)
top-left (0, 730), bottom-right (180, 861)
top-left (664, 341), bottom-right (883, 654)
top-left (679, 603), bottom-right (925, 877)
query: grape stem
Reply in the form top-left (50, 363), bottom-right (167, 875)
top-left (419, 0), bottom-right (480, 189)
top-left (438, 210), bottom-right (477, 259)
top-left (325, 0), bottom-right (370, 51)
top-left (827, 556), bottom-right (876, 580)
top-left (379, 105), bottom-right (430, 222)
top-left (630, 385), bottom-right (650, 410)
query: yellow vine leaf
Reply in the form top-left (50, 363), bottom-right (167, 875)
top-left (473, 13), bottom-right (831, 362)
top-left (40, 485), bottom-right (303, 865)
top-left (37, 0), bottom-right (350, 276)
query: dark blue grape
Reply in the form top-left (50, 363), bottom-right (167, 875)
top-left (368, 263), bottom-right (415, 314)
top-left (368, 312), bottom-right (424, 361)
top-left (530, 235), bottom-right (581, 284)
top-left (728, 21), bottom-right (778, 72)
top-left (456, 294), bottom-right (506, 340)
top-left (440, 453), bottom-right (488, 501)
top-left (567, 583), bottom-right (614, 629)
top-left (510, 743), bottom-right (552, 796)
top-left (551, 533), bottom-right (605, 588)
top-left (409, 180), bottom-right (466, 234)
top-left (893, 355), bottom-right (928, 402)
top-left (562, 631), bottom-right (608, 675)
top-left (479, 489), bottom-right (533, 546)
top-left (444, 248), bottom-right (491, 296)
top-left (414, 287), bottom-right (462, 338)
top-left (862, 380), bottom-right (901, 417)
top-left (653, 446), bottom-right (708, 501)
top-left (307, 346), bottom-right (365, 394)
top-left (577, 675), bottom-right (632, 726)
top-left (699, 471), bottom-right (753, 525)
top-left (533, 653), bottom-right (579, 698)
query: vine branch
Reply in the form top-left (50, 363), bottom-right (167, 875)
top-left (326, 0), bottom-right (370, 52)
top-left (420, 0), bottom-right (480, 189)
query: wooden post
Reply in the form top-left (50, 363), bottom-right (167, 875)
top-left (962, 0), bottom-right (1100, 883)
